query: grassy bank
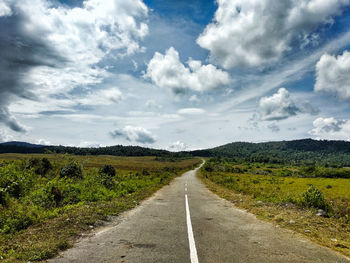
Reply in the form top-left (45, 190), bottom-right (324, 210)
top-left (0, 154), bottom-right (200, 262)
top-left (199, 159), bottom-right (350, 258)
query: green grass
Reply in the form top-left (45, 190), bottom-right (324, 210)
top-left (0, 154), bottom-right (201, 262)
top-left (205, 171), bottom-right (350, 208)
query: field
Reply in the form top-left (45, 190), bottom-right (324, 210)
top-left (0, 154), bottom-right (200, 262)
top-left (200, 158), bottom-right (350, 257)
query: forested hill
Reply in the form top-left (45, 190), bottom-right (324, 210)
top-left (189, 139), bottom-right (350, 166)
top-left (2, 139), bottom-right (350, 166)
top-left (0, 142), bottom-right (176, 157)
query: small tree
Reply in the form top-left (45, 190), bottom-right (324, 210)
top-left (99, 164), bottom-right (115, 178)
top-left (59, 161), bottom-right (83, 179)
top-left (301, 185), bottom-right (327, 210)
top-left (98, 165), bottom-right (116, 189)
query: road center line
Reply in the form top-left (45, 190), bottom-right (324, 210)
top-left (185, 194), bottom-right (199, 263)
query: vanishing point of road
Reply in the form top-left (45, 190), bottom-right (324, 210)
top-left (50, 161), bottom-right (350, 263)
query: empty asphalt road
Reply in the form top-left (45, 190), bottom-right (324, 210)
top-left (50, 161), bottom-right (350, 263)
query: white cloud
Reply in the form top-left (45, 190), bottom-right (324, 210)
top-left (258, 88), bottom-right (318, 121)
top-left (145, 47), bottom-right (230, 93)
top-left (78, 87), bottom-right (123, 106)
top-left (0, 0), bottom-right (11, 16)
top-left (315, 51), bottom-right (350, 99)
top-left (167, 141), bottom-right (188, 152)
top-left (36, 138), bottom-right (51, 145)
top-left (259, 88), bottom-right (300, 121)
top-left (110, 125), bottom-right (156, 144)
top-left (177, 108), bottom-right (206, 115)
top-left (0, 129), bottom-right (14, 142)
top-left (189, 95), bottom-right (200, 103)
top-left (197, 0), bottom-right (350, 68)
top-left (309, 117), bottom-right (350, 140)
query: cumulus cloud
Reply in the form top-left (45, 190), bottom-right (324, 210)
top-left (145, 47), bottom-right (230, 93)
top-left (259, 88), bottom-right (300, 121)
top-left (309, 117), bottom-right (350, 140)
top-left (0, 0), bottom-right (149, 131)
top-left (167, 141), bottom-right (188, 152)
top-left (258, 88), bottom-right (318, 121)
top-left (177, 108), bottom-right (206, 115)
top-left (315, 51), bottom-right (350, 99)
top-left (110, 126), bottom-right (156, 144)
top-left (197, 0), bottom-right (350, 68)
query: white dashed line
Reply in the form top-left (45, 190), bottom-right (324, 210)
top-left (185, 194), bottom-right (199, 263)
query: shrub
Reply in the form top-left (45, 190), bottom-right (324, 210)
top-left (0, 162), bottom-right (27, 199)
top-left (41, 158), bottom-right (53, 175)
top-left (301, 185), bottom-right (327, 210)
top-left (59, 161), bottom-right (83, 179)
top-left (98, 164), bottom-right (115, 178)
top-left (98, 165), bottom-right (116, 189)
top-left (27, 158), bottom-right (52, 176)
top-left (31, 181), bottom-right (63, 209)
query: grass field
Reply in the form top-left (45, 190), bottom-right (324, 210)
top-left (0, 154), bottom-right (201, 262)
top-left (200, 159), bottom-right (350, 258)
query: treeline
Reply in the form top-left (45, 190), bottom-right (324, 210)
top-left (0, 143), bottom-right (188, 157)
top-left (2, 139), bottom-right (350, 166)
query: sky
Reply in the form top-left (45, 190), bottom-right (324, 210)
top-left (1, 0), bottom-right (350, 150)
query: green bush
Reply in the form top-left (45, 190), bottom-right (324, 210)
top-left (99, 164), bottom-right (115, 178)
top-left (301, 185), bottom-right (328, 210)
top-left (59, 161), bottom-right (83, 179)
top-left (31, 181), bottom-right (63, 209)
top-left (0, 162), bottom-right (29, 199)
top-left (98, 165), bottom-right (116, 189)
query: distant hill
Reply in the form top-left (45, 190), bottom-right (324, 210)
top-left (1, 139), bottom-right (350, 166)
top-left (0, 141), bottom-right (45, 148)
top-left (188, 139), bottom-right (350, 166)
top-left (0, 142), bottom-right (179, 157)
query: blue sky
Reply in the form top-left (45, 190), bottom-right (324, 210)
top-left (1, 0), bottom-right (350, 150)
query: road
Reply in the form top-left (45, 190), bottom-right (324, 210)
top-left (50, 161), bottom-right (349, 263)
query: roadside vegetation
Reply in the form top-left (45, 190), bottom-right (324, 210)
top-left (0, 154), bottom-right (200, 262)
top-left (200, 157), bottom-right (350, 258)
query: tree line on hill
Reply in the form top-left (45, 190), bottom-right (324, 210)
top-left (1, 139), bottom-right (350, 166)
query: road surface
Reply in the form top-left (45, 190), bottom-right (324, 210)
top-left (50, 161), bottom-right (349, 263)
